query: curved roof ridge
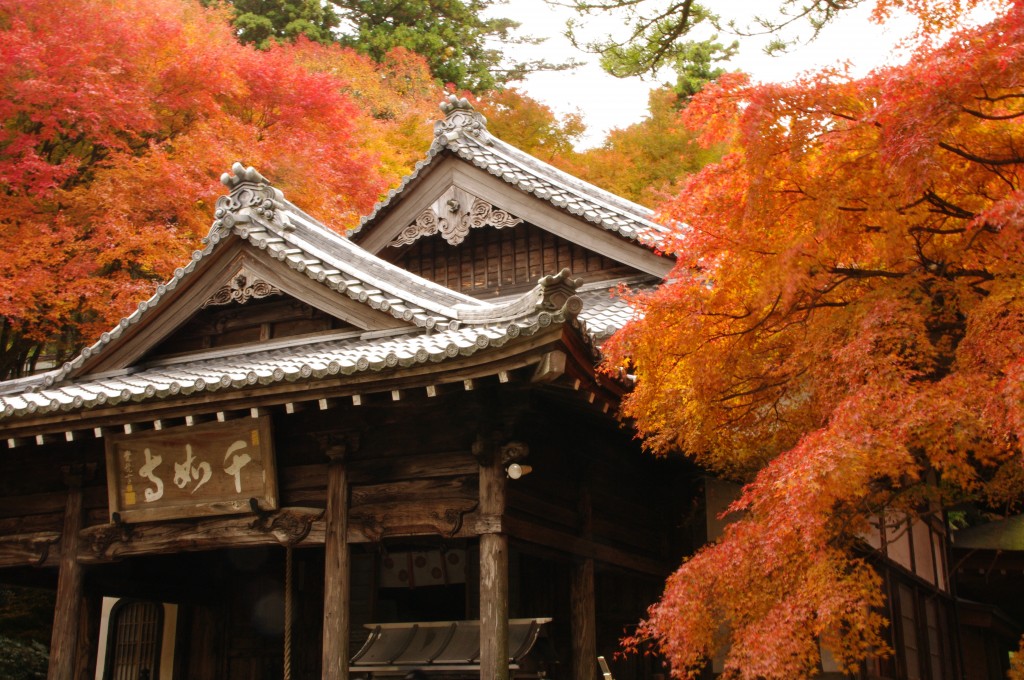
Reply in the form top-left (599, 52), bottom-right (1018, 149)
top-left (458, 133), bottom-right (668, 241)
top-left (267, 203), bottom-right (484, 316)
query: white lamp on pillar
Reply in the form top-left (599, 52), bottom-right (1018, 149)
top-left (506, 463), bottom-right (533, 479)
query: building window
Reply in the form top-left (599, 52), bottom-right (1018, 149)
top-left (898, 584), bottom-right (922, 680)
top-left (924, 597), bottom-right (949, 680)
top-left (104, 600), bottom-right (163, 680)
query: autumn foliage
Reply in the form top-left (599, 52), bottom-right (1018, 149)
top-left (567, 87), bottom-right (721, 206)
top-left (606, 1), bottom-right (1024, 677)
top-left (0, 0), bottom-right (446, 379)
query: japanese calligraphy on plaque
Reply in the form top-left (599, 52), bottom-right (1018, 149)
top-left (105, 416), bottom-right (278, 522)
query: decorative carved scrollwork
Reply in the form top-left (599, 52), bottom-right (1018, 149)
top-left (208, 162), bottom-right (290, 236)
top-left (251, 508), bottom-right (324, 546)
top-left (444, 501), bottom-right (479, 537)
top-left (389, 196), bottom-right (523, 248)
top-left (84, 523), bottom-right (132, 559)
top-left (349, 499), bottom-right (478, 541)
top-left (434, 95), bottom-right (489, 141)
top-left (202, 267), bottom-right (282, 308)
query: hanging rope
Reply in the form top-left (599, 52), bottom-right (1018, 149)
top-left (284, 546), bottom-right (294, 680)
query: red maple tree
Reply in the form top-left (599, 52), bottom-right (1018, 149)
top-left (606, 1), bottom-right (1024, 677)
top-left (0, 0), bottom-right (445, 379)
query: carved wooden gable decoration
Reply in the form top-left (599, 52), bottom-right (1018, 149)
top-left (389, 186), bottom-right (523, 248)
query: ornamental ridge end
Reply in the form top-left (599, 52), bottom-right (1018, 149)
top-left (209, 162), bottom-right (291, 238)
top-left (538, 268), bottom-right (584, 317)
top-left (434, 95), bottom-right (490, 144)
top-left (221, 162), bottom-right (269, 191)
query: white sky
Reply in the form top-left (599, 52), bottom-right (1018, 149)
top-left (497, 1), bottom-right (922, 148)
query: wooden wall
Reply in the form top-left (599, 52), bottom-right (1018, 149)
top-left (0, 381), bottom-right (697, 680)
top-left (390, 223), bottom-right (638, 298)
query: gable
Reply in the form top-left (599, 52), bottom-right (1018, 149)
top-left (144, 290), bottom-right (357, 361)
top-left (71, 234), bottom-right (410, 377)
top-left (352, 156), bottom-right (672, 284)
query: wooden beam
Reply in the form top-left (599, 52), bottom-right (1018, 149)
top-left (48, 467), bottom-right (86, 680)
top-left (322, 446), bottom-right (351, 680)
top-left (531, 350), bottom-right (567, 383)
top-left (503, 515), bottom-right (671, 577)
top-left (77, 508), bottom-right (324, 563)
top-left (348, 498), bottom-right (479, 542)
top-left (74, 503), bottom-right (492, 558)
top-left (479, 451), bottom-right (509, 680)
top-left (0, 531), bottom-right (61, 568)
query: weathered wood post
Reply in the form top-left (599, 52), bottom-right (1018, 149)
top-left (571, 485), bottom-right (597, 680)
top-left (571, 559), bottom-right (597, 680)
top-left (74, 592), bottom-right (102, 680)
top-left (322, 439), bottom-right (353, 680)
top-left (476, 437), bottom-right (525, 680)
top-left (48, 464), bottom-right (89, 680)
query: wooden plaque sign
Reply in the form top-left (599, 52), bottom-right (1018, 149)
top-left (105, 416), bottom-right (278, 523)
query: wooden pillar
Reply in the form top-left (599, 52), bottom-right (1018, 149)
top-left (74, 592), bottom-right (102, 680)
top-left (571, 559), bottom-right (597, 680)
top-left (322, 445), bottom-right (351, 680)
top-left (478, 441), bottom-right (510, 680)
top-left (572, 483), bottom-right (597, 680)
top-left (48, 466), bottom-right (86, 680)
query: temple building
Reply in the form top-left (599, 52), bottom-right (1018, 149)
top-left (0, 97), bottom-right (1014, 680)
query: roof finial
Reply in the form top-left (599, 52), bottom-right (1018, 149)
top-left (209, 162), bottom-right (289, 240)
top-left (434, 95), bottom-right (489, 144)
top-left (221, 162), bottom-right (269, 191)
top-left (538, 268), bottom-right (583, 317)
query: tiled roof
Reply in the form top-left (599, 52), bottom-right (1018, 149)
top-left (577, 287), bottom-right (642, 341)
top-left (0, 99), bottom-right (669, 424)
top-left (352, 97), bottom-right (671, 249)
top-left (37, 165), bottom-right (590, 391)
top-left (0, 306), bottom-right (591, 420)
